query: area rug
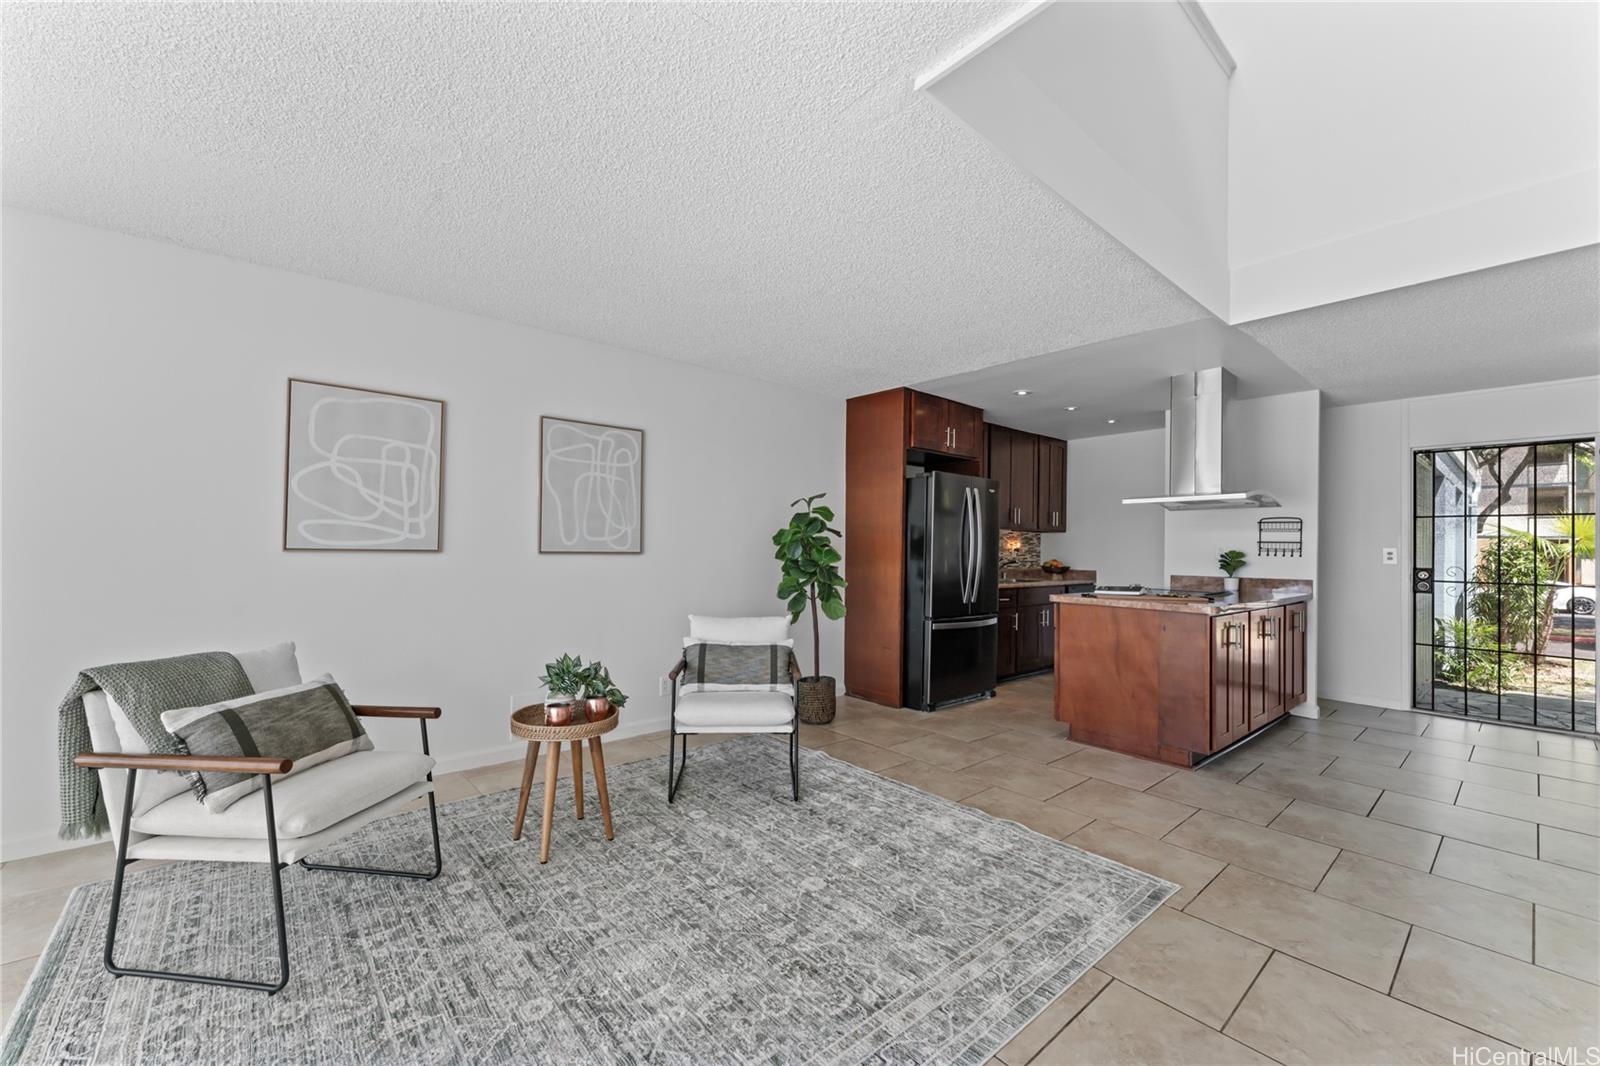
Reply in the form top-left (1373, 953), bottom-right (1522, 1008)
top-left (3, 737), bottom-right (1175, 1065)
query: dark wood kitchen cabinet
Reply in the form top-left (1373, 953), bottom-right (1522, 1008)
top-left (998, 602), bottom-right (1019, 679)
top-left (908, 390), bottom-right (983, 460)
top-left (1285, 601), bottom-right (1308, 709)
top-left (1211, 615), bottom-right (1249, 749)
top-left (1249, 606), bottom-right (1287, 729)
top-left (1040, 438), bottom-right (1067, 532)
top-left (986, 424), bottom-right (1065, 532)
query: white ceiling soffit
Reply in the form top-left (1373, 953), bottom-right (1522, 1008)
top-left (918, 0), bottom-right (1233, 320)
top-left (1238, 245), bottom-right (1600, 407)
top-left (913, 317), bottom-right (1313, 441)
top-left (0, 2), bottom-right (1211, 398)
top-left (1212, 0), bottom-right (1600, 323)
top-left (918, 1), bottom-right (1598, 325)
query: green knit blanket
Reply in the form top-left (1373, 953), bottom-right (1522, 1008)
top-left (57, 652), bottom-right (252, 839)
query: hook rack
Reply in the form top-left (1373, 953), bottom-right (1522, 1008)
top-left (1257, 517), bottom-right (1303, 558)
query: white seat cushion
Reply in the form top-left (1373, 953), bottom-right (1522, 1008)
top-left (675, 690), bottom-right (794, 730)
top-left (132, 750), bottom-right (434, 840)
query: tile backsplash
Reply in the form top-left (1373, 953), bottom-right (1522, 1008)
top-left (999, 529), bottom-right (1041, 570)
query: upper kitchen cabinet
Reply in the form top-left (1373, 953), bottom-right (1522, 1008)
top-left (908, 390), bottom-right (983, 460)
top-left (987, 423), bottom-right (1066, 532)
top-left (1040, 438), bottom-right (1066, 532)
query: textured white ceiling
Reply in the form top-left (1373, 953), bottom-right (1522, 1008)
top-left (1238, 246), bottom-right (1600, 406)
top-left (0, 1), bottom-right (1209, 397)
top-left (915, 318), bottom-right (1312, 440)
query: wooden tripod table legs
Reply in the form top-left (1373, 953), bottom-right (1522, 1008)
top-left (508, 735), bottom-right (616, 863)
top-left (511, 741), bottom-right (540, 841)
top-left (589, 736), bottom-right (614, 840)
top-left (539, 741), bottom-right (561, 863)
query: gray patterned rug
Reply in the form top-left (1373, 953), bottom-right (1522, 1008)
top-left (3, 738), bottom-right (1175, 1065)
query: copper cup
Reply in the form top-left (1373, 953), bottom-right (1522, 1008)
top-left (545, 701), bottom-right (575, 726)
top-left (584, 696), bottom-right (612, 722)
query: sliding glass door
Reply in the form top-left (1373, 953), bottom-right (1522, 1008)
top-left (1413, 438), bottom-right (1596, 733)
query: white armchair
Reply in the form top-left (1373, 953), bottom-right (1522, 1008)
top-left (667, 615), bottom-right (801, 803)
top-left (74, 646), bottom-right (441, 995)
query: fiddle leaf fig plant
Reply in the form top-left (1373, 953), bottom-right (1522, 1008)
top-left (1218, 549), bottom-right (1248, 579)
top-left (774, 493), bottom-right (846, 680)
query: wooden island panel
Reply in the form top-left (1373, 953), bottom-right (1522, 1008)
top-left (1053, 603), bottom-right (1210, 763)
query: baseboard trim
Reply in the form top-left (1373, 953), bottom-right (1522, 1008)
top-left (1321, 692), bottom-right (1414, 712)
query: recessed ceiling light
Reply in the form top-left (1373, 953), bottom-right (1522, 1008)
top-left (1106, 418), bottom-right (1117, 424)
top-left (1063, 406), bottom-right (1078, 411)
top-left (1012, 389), bottom-right (1031, 396)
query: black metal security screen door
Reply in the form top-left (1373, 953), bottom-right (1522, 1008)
top-left (1413, 438), bottom-right (1596, 734)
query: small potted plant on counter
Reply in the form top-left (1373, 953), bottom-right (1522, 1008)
top-left (774, 493), bottom-right (846, 724)
top-left (577, 660), bottom-right (627, 722)
top-left (539, 652), bottom-right (588, 726)
top-left (1218, 549), bottom-right (1248, 593)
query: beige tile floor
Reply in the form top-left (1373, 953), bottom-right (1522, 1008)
top-left (4, 676), bottom-right (1598, 1064)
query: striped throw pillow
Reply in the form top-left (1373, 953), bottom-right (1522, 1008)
top-left (160, 675), bottom-right (373, 812)
top-left (681, 643), bottom-right (795, 695)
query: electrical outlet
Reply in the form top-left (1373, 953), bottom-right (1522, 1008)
top-left (1382, 548), bottom-right (1399, 565)
top-left (658, 675), bottom-right (668, 697)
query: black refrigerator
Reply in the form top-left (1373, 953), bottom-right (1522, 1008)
top-left (903, 471), bottom-right (1000, 711)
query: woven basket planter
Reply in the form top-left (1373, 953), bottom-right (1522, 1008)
top-left (796, 676), bottom-right (837, 725)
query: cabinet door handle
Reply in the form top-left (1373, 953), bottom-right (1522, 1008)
top-left (1012, 614), bottom-right (1019, 630)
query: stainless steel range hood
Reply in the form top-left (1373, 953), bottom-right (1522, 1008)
top-left (1122, 368), bottom-right (1280, 511)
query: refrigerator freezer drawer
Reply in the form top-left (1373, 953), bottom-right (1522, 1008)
top-left (914, 616), bottom-right (998, 711)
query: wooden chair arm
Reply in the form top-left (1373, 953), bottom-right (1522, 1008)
top-left (788, 653), bottom-right (803, 683)
top-left (668, 660), bottom-right (687, 681)
top-left (75, 752), bottom-right (294, 775)
top-left (351, 705), bottom-right (442, 720)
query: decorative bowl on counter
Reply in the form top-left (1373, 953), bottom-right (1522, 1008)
top-left (1041, 560), bottom-right (1070, 574)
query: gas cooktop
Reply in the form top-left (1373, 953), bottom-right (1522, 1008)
top-left (1091, 584), bottom-right (1235, 601)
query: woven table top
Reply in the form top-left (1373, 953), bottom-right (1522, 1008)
top-left (510, 703), bottom-right (620, 741)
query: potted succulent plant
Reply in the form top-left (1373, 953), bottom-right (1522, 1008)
top-left (1218, 549), bottom-right (1248, 593)
top-left (577, 660), bottom-right (628, 722)
top-left (539, 652), bottom-right (588, 726)
top-left (774, 493), bottom-right (846, 724)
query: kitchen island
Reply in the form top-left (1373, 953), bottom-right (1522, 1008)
top-left (1050, 587), bottom-right (1310, 766)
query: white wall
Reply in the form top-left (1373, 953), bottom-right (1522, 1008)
top-left (1319, 376), bottom-right (1599, 710)
top-left (1165, 390), bottom-right (1322, 713)
top-left (1040, 429), bottom-right (1166, 587)
top-left (0, 209), bottom-right (845, 860)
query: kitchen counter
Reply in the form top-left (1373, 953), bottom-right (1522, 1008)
top-left (1001, 572), bottom-right (1095, 589)
top-left (1052, 591), bottom-right (1310, 616)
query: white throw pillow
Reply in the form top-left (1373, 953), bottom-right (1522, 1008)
top-left (686, 615), bottom-right (791, 644)
top-left (234, 641), bottom-right (302, 691)
top-left (88, 690), bottom-right (192, 816)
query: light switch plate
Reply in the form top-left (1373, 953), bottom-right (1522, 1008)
top-left (1382, 548), bottom-right (1399, 565)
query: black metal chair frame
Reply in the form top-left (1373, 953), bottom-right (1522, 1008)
top-left (668, 658), bottom-right (800, 804)
top-left (93, 713), bottom-right (442, 996)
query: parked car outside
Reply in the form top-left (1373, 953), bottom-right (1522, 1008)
top-left (1551, 583), bottom-right (1596, 615)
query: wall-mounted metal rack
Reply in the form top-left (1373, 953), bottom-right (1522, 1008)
top-left (1257, 517), bottom-right (1303, 557)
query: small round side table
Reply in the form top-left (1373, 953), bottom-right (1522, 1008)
top-left (509, 704), bottom-right (619, 864)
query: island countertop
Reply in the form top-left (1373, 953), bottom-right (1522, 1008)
top-left (1051, 591), bottom-right (1311, 616)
